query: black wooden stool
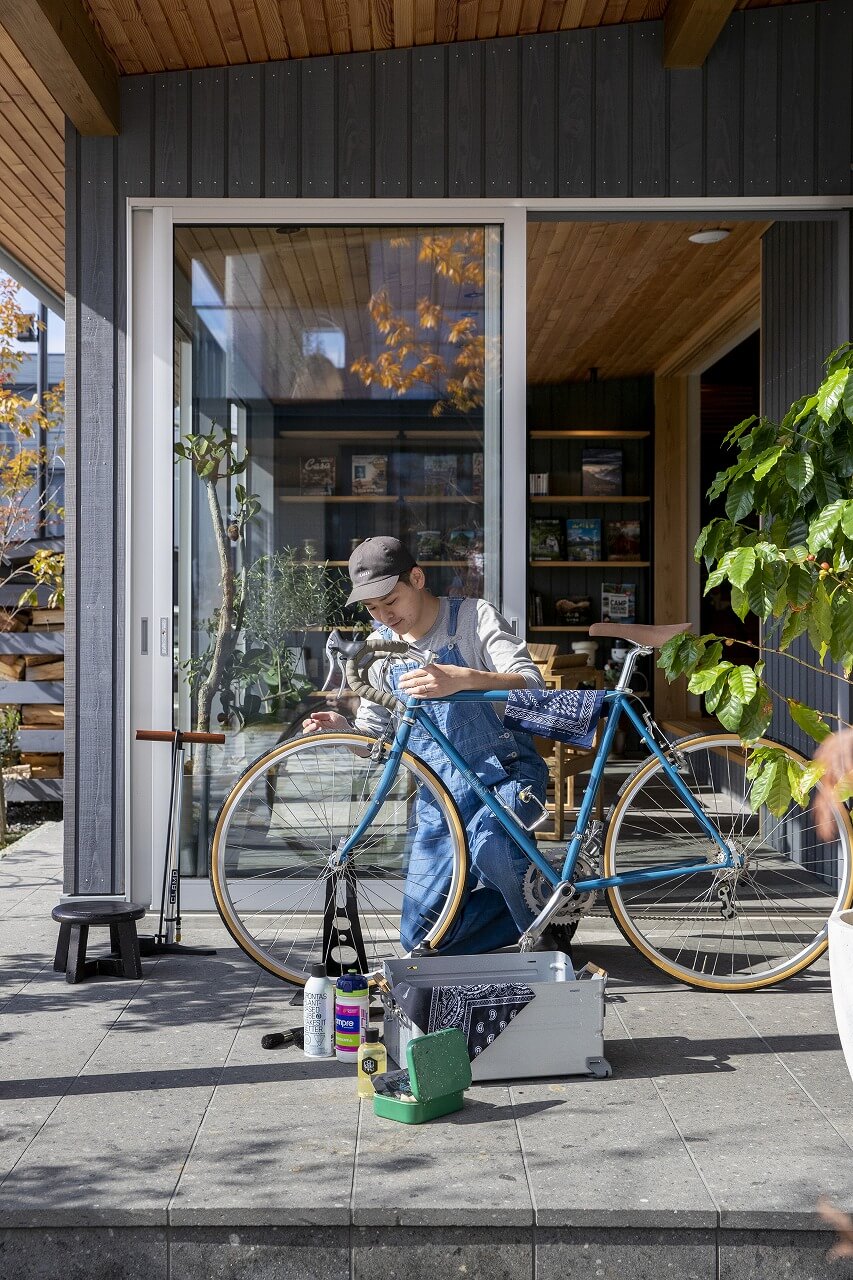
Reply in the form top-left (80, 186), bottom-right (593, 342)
top-left (52, 900), bottom-right (146, 983)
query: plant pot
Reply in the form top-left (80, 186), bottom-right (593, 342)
top-left (829, 911), bottom-right (853, 1083)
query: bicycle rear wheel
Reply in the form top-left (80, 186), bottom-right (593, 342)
top-left (210, 732), bottom-right (468, 984)
top-left (604, 733), bottom-right (853, 990)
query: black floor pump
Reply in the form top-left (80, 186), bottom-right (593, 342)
top-left (135, 728), bottom-right (223, 957)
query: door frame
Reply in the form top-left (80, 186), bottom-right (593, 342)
top-left (126, 195), bottom-right (851, 910)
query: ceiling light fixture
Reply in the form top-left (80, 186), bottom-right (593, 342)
top-left (688, 228), bottom-right (731, 245)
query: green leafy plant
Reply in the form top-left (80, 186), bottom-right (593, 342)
top-left (173, 425), bottom-right (260, 734)
top-left (660, 342), bottom-right (853, 814)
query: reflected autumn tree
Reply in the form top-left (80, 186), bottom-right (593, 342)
top-left (350, 230), bottom-right (491, 416)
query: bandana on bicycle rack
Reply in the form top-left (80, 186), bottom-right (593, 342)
top-left (504, 687), bottom-right (607, 749)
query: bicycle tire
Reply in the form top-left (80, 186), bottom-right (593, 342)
top-left (603, 733), bottom-right (853, 991)
top-left (210, 732), bottom-right (469, 985)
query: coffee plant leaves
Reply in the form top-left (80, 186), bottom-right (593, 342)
top-left (785, 453), bottom-right (814, 492)
top-left (786, 699), bottom-right (831, 744)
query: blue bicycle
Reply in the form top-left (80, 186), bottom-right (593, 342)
top-left (210, 623), bottom-right (853, 991)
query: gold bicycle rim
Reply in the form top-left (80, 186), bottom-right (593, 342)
top-left (603, 733), bottom-right (853, 991)
top-left (210, 732), bottom-right (469, 985)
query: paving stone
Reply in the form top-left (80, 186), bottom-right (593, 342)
top-left (612, 989), bottom-right (853, 1225)
top-left (536, 1226), bottom-right (716, 1280)
top-left (353, 1084), bottom-right (533, 1226)
top-left (0, 1226), bottom-right (167, 1280)
top-left (514, 1067), bottom-right (718, 1227)
top-left (718, 1228), bottom-right (843, 1280)
top-left (170, 1014), bottom-right (359, 1226)
top-left (352, 1225), bottom-right (533, 1280)
top-left (170, 1226), bottom-right (350, 1280)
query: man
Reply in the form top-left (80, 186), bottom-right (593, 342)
top-left (303, 535), bottom-right (573, 956)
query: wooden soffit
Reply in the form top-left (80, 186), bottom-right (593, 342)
top-left (81, 0), bottom-right (807, 71)
top-left (527, 219), bottom-right (767, 383)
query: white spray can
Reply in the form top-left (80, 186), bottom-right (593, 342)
top-left (303, 962), bottom-right (335, 1058)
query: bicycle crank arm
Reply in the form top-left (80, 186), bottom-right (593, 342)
top-left (518, 881), bottom-right (578, 951)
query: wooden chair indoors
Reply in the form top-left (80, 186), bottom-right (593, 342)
top-left (527, 644), bottom-right (605, 842)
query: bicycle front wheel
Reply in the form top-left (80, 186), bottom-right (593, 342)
top-left (604, 733), bottom-right (853, 991)
top-left (210, 732), bottom-right (469, 984)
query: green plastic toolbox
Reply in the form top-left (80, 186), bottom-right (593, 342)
top-left (372, 1027), bottom-right (472, 1124)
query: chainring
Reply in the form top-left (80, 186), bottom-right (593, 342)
top-left (522, 853), bottom-right (599, 924)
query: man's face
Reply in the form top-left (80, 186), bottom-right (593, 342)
top-left (362, 577), bottom-right (423, 634)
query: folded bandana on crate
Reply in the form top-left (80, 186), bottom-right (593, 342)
top-left (391, 981), bottom-right (536, 1060)
top-left (504, 687), bottom-right (607, 748)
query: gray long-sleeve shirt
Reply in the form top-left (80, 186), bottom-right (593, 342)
top-left (353, 596), bottom-right (544, 736)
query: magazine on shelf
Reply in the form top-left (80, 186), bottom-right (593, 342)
top-left (605, 519), bottom-right (642, 560)
top-left (415, 529), bottom-right (443, 561)
top-left (581, 448), bottom-right (623, 496)
top-left (564, 518), bottom-right (602, 561)
top-left (601, 582), bottom-right (636, 623)
top-left (555, 595), bottom-right (592, 625)
top-left (352, 454), bottom-right (388, 496)
top-left (299, 455), bottom-right (336, 496)
top-left (472, 452), bottom-right (484, 498)
top-left (424, 454), bottom-right (458, 496)
top-left (445, 526), bottom-right (480, 561)
top-left (529, 518), bottom-right (564, 561)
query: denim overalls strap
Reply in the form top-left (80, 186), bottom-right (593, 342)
top-left (377, 598), bottom-right (545, 806)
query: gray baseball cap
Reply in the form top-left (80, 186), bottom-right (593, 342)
top-left (346, 536), bottom-right (417, 605)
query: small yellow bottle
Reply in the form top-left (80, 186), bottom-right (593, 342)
top-left (357, 1026), bottom-right (388, 1098)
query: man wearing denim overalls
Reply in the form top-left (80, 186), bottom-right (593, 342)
top-left (303, 536), bottom-right (573, 957)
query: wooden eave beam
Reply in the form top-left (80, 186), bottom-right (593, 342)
top-left (0, 0), bottom-right (119, 135)
top-left (663, 0), bottom-right (739, 69)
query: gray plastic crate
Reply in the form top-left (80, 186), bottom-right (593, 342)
top-left (381, 951), bottom-right (611, 1082)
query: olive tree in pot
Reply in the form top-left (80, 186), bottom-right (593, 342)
top-left (658, 343), bottom-right (853, 1066)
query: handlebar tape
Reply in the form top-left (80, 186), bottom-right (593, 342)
top-left (344, 635), bottom-right (409, 712)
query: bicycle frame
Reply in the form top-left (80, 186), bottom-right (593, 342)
top-left (337, 686), bottom-right (736, 894)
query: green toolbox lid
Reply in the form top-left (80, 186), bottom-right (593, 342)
top-left (406, 1028), bottom-right (472, 1102)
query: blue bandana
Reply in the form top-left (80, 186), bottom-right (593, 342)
top-left (504, 687), bottom-right (607, 749)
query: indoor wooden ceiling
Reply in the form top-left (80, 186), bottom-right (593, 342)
top-left (527, 219), bottom-right (767, 381)
top-left (174, 218), bottom-right (766, 394)
top-left (83, 0), bottom-right (800, 70)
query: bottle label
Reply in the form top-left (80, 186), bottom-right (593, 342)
top-left (361, 1055), bottom-right (378, 1076)
top-left (335, 1002), bottom-right (363, 1052)
top-left (303, 990), bottom-right (332, 1055)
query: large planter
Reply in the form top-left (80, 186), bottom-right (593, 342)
top-left (829, 911), bottom-right (853, 1083)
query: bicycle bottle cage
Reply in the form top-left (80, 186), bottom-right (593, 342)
top-left (494, 785), bottom-right (550, 833)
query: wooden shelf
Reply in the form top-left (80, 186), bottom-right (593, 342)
top-left (529, 560), bottom-right (650, 568)
top-left (530, 495), bottom-right (650, 504)
top-left (280, 494), bottom-right (480, 504)
top-left (529, 430), bottom-right (650, 440)
top-left (280, 429), bottom-right (481, 443)
top-left (303, 560), bottom-right (475, 568)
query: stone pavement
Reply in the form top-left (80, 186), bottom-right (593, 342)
top-left (2, 824), bottom-right (853, 1279)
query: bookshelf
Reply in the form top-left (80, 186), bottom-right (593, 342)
top-left (526, 377), bottom-right (655, 698)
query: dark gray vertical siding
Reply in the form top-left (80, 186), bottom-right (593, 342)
top-left (762, 218), bottom-right (851, 787)
top-left (66, 5), bottom-right (853, 893)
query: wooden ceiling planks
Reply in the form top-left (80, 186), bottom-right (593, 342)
top-left (526, 219), bottom-right (767, 382)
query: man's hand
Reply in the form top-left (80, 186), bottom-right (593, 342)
top-left (814, 729), bottom-right (853, 840)
top-left (302, 710), bottom-right (350, 734)
top-left (398, 663), bottom-right (473, 699)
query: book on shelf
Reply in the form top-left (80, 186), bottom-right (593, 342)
top-left (564, 517), bottom-right (602, 561)
top-left (472, 452), bottom-right (484, 498)
top-left (300, 455), bottom-right (335, 496)
top-left (555, 596), bottom-right (592, 625)
top-left (445, 526), bottom-right (481, 561)
top-left (529, 518), bottom-right (564, 561)
top-left (606, 519), bottom-right (642, 560)
top-left (529, 472), bottom-right (549, 496)
top-left (352, 454), bottom-right (388, 496)
top-left (415, 528), bottom-right (443, 561)
top-left (581, 448), bottom-right (623, 496)
top-left (424, 454), bottom-right (458, 496)
top-left (529, 592), bottom-right (545, 626)
top-left (601, 582), bottom-right (636, 624)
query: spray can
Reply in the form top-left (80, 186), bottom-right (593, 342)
top-left (335, 970), bottom-right (368, 1062)
top-left (303, 962), bottom-right (335, 1058)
